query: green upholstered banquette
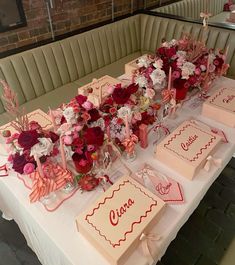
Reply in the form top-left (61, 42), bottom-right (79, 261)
top-left (0, 13), bottom-right (234, 125)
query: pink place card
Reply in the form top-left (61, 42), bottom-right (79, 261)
top-left (202, 87), bottom-right (235, 127)
top-left (132, 164), bottom-right (184, 204)
top-left (155, 120), bottom-right (222, 180)
top-left (76, 176), bottom-right (165, 265)
top-left (0, 109), bottom-right (53, 134)
top-left (78, 75), bottom-right (120, 107)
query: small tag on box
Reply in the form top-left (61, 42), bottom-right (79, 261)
top-left (132, 164), bottom-right (184, 204)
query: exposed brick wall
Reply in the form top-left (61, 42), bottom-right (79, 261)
top-left (0, 0), bottom-right (165, 54)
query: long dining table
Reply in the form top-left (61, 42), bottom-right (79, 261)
top-left (0, 76), bottom-right (235, 265)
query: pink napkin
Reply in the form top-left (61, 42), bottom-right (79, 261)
top-left (132, 164), bottom-right (184, 204)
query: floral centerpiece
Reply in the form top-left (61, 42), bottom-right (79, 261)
top-left (132, 36), bottom-right (229, 103)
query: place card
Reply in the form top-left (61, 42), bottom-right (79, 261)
top-left (202, 87), bottom-right (235, 127)
top-left (78, 75), bottom-right (120, 107)
top-left (76, 176), bottom-right (165, 265)
top-left (155, 120), bottom-right (222, 180)
top-left (0, 109), bottom-right (53, 134)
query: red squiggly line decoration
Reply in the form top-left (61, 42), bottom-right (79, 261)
top-left (163, 123), bottom-right (216, 162)
top-left (209, 87), bottom-right (227, 104)
top-left (85, 180), bottom-right (158, 248)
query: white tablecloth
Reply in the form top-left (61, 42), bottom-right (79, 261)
top-left (0, 76), bottom-right (235, 265)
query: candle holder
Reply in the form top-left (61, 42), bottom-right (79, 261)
top-left (61, 181), bottom-right (76, 194)
top-left (123, 149), bottom-right (137, 162)
top-left (39, 192), bottom-right (56, 205)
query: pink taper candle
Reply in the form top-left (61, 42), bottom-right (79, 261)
top-left (168, 67), bottom-right (172, 91)
top-left (206, 54), bottom-right (210, 77)
top-left (139, 124), bottom-right (148, 149)
top-left (99, 86), bottom-right (102, 106)
top-left (106, 125), bottom-right (111, 141)
top-left (125, 114), bottom-right (130, 139)
top-left (60, 136), bottom-right (67, 170)
top-left (34, 154), bottom-right (44, 178)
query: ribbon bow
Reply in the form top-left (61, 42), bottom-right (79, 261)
top-left (98, 175), bottom-right (113, 191)
top-left (161, 88), bottom-right (175, 104)
top-left (122, 134), bottom-right (138, 154)
top-left (204, 156), bottom-right (222, 172)
top-left (0, 164), bottom-right (8, 177)
top-left (200, 12), bottom-right (212, 27)
top-left (139, 232), bottom-right (161, 265)
top-left (29, 171), bottom-right (57, 203)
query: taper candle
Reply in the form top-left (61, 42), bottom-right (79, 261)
top-left (60, 136), bottom-right (67, 170)
top-left (99, 85), bottom-right (102, 106)
top-left (125, 114), bottom-right (130, 139)
top-left (168, 67), bottom-right (172, 91)
top-left (34, 154), bottom-right (45, 178)
top-left (139, 124), bottom-right (148, 149)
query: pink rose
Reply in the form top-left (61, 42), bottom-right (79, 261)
top-left (145, 88), bottom-right (155, 99)
top-left (82, 101), bottom-right (93, 110)
top-left (172, 71), bottom-right (181, 79)
top-left (63, 135), bottom-right (73, 145)
top-left (195, 68), bottom-right (201, 75)
top-left (107, 85), bottom-right (115, 94)
top-left (23, 163), bottom-right (35, 174)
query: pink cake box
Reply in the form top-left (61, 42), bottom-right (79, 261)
top-left (76, 176), bottom-right (166, 265)
top-left (124, 54), bottom-right (149, 76)
top-left (0, 109), bottom-right (53, 134)
top-left (78, 75), bottom-right (120, 107)
top-left (202, 87), bottom-right (235, 127)
top-left (155, 120), bottom-right (222, 180)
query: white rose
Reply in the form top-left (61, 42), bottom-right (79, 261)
top-left (150, 68), bottom-right (166, 86)
top-left (63, 107), bottom-right (77, 124)
top-left (117, 107), bottom-right (132, 120)
top-left (137, 56), bottom-right (150, 68)
top-left (30, 138), bottom-right (53, 158)
top-left (135, 75), bottom-right (148, 88)
top-left (153, 59), bottom-right (163, 69)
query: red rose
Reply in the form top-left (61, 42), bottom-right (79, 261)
top-left (213, 57), bottom-right (224, 68)
top-left (18, 130), bottom-right (39, 150)
top-left (165, 47), bottom-right (176, 58)
top-left (77, 174), bottom-right (99, 191)
top-left (126, 83), bottom-right (139, 94)
top-left (88, 109), bottom-right (100, 122)
top-left (112, 87), bottom-right (131, 104)
top-left (157, 47), bottom-right (166, 56)
top-left (48, 131), bottom-right (59, 143)
top-left (12, 153), bottom-right (27, 174)
top-left (75, 95), bottom-right (87, 105)
top-left (84, 127), bottom-right (104, 146)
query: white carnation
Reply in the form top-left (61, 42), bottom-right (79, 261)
top-left (150, 68), bottom-right (166, 86)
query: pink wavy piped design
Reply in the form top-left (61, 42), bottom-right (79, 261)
top-left (85, 180), bottom-right (158, 248)
top-left (163, 123), bottom-right (216, 162)
top-left (209, 87), bottom-right (227, 104)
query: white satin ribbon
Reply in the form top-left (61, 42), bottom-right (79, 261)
top-left (204, 155), bottom-right (222, 172)
top-left (139, 232), bottom-right (161, 265)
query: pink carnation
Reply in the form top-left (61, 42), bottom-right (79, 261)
top-left (23, 163), bottom-right (35, 174)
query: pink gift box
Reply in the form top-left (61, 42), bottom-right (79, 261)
top-left (155, 120), bottom-right (222, 180)
top-left (202, 87), bottom-right (235, 127)
top-left (0, 109), bottom-right (53, 134)
top-left (78, 75), bottom-right (120, 107)
top-left (124, 54), bottom-right (148, 76)
top-left (76, 176), bottom-right (165, 265)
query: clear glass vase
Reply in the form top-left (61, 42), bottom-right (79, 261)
top-left (39, 192), bottom-right (56, 205)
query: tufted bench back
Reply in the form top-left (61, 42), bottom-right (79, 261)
top-left (0, 13), bottom-right (234, 118)
top-left (0, 16), bottom-right (140, 115)
top-left (153, 0), bottom-right (227, 19)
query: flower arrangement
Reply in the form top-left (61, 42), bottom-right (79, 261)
top-left (132, 36), bottom-right (229, 102)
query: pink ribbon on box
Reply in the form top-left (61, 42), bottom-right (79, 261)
top-left (204, 156), bottom-right (222, 172)
top-left (98, 175), bottom-right (113, 191)
top-left (0, 164), bottom-right (8, 177)
top-left (139, 232), bottom-right (161, 265)
top-left (161, 88), bottom-right (175, 104)
top-left (122, 134), bottom-right (138, 154)
top-left (200, 12), bottom-right (212, 27)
